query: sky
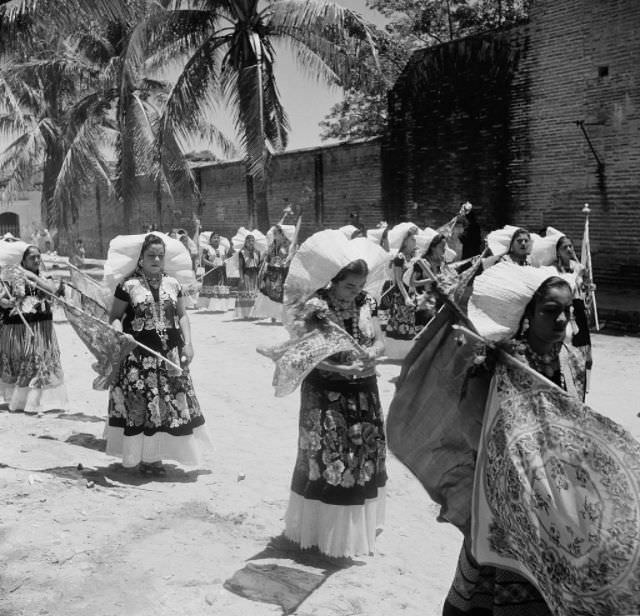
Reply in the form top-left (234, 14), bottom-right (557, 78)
top-left (269, 0), bottom-right (389, 150)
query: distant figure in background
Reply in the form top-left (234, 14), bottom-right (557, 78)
top-left (235, 234), bottom-right (262, 319)
top-left (461, 210), bottom-right (483, 259)
top-left (70, 239), bottom-right (86, 268)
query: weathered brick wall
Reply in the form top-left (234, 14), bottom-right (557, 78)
top-left (77, 139), bottom-right (383, 254)
top-left (511, 0), bottom-right (640, 285)
top-left (384, 0), bottom-right (640, 287)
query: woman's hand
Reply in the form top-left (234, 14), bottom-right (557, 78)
top-left (181, 342), bottom-right (194, 365)
top-left (0, 297), bottom-right (15, 310)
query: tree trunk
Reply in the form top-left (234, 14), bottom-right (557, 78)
top-left (253, 171), bottom-right (270, 231)
top-left (40, 146), bottom-right (67, 251)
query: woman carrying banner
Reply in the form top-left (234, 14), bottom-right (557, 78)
top-left (411, 229), bottom-right (458, 329)
top-left (532, 229), bottom-right (593, 383)
top-left (277, 230), bottom-right (389, 559)
top-left (105, 233), bottom-right (208, 475)
top-left (388, 261), bottom-right (640, 615)
top-left (383, 223), bottom-right (419, 359)
top-left (252, 223), bottom-right (294, 321)
top-left (0, 242), bottom-right (68, 413)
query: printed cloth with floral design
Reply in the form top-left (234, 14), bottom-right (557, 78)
top-left (284, 289), bottom-right (387, 557)
top-left (107, 274), bottom-right (204, 438)
top-left (259, 244), bottom-right (289, 303)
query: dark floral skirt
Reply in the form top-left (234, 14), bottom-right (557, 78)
top-left (290, 370), bottom-right (387, 505)
top-left (443, 540), bottom-right (551, 616)
top-left (107, 345), bottom-right (204, 437)
top-left (259, 264), bottom-right (288, 303)
top-left (385, 286), bottom-right (418, 340)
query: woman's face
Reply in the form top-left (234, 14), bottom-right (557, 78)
top-left (528, 284), bottom-right (573, 345)
top-left (403, 233), bottom-right (416, 256)
top-left (333, 273), bottom-right (367, 302)
top-left (429, 239), bottom-right (446, 261)
top-left (510, 232), bottom-right (531, 257)
top-left (245, 237), bottom-right (255, 250)
top-left (22, 248), bottom-right (41, 273)
top-left (210, 234), bottom-right (220, 248)
top-left (140, 243), bottom-right (165, 276)
top-left (556, 238), bottom-right (575, 264)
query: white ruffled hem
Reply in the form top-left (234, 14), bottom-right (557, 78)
top-left (0, 381), bottom-right (68, 413)
top-left (103, 424), bottom-right (212, 468)
top-left (251, 293), bottom-right (283, 320)
top-left (284, 488), bottom-right (386, 558)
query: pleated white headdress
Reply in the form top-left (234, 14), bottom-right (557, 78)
top-left (284, 230), bottom-right (390, 305)
top-left (231, 227), bottom-right (268, 253)
top-left (103, 232), bottom-right (195, 293)
top-left (468, 262), bottom-right (563, 341)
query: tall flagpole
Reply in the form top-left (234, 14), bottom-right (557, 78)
top-left (581, 203), bottom-right (600, 332)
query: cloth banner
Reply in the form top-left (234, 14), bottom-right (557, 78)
top-left (387, 304), bottom-right (479, 531)
top-left (257, 321), bottom-right (364, 397)
top-left (472, 360), bottom-right (640, 616)
top-left (69, 268), bottom-right (111, 312)
top-left (62, 286), bottom-right (136, 390)
top-left (580, 216), bottom-right (599, 330)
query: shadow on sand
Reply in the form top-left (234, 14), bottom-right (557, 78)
top-left (224, 534), bottom-right (364, 615)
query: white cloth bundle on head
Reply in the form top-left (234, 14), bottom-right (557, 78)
top-left (284, 230), bottom-right (389, 306)
top-left (366, 227), bottom-right (386, 244)
top-left (231, 227), bottom-right (268, 253)
top-left (387, 222), bottom-right (418, 252)
top-left (0, 240), bottom-right (32, 273)
top-left (415, 227), bottom-right (457, 263)
top-left (198, 231), bottom-right (231, 252)
top-left (339, 224), bottom-right (359, 239)
top-left (531, 226), bottom-right (565, 267)
top-left (103, 231), bottom-right (195, 294)
top-left (267, 224), bottom-right (296, 244)
top-left (486, 225), bottom-right (541, 257)
top-left (468, 262), bottom-right (562, 341)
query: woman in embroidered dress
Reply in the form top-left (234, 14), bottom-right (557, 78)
top-left (384, 224), bottom-right (419, 359)
top-left (411, 231), bottom-right (459, 329)
top-left (235, 234), bottom-right (262, 319)
top-left (201, 232), bottom-right (232, 311)
top-left (554, 235), bottom-right (593, 372)
top-left (105, 234), bottom-right (207, 475)
top-left (284, 258), bottom-right (388, 559)
top-left (252, 224), bottom-right (292, 321)
top-left (0, 243), bottom-right (67, 413)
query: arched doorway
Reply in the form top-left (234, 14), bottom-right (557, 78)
top-left (0, 212), bottom-right (19, 237)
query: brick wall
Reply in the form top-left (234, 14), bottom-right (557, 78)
top-left (384, 0), bottom-right (640, 287)
top-left (77, 139), bottom-right (383, 254)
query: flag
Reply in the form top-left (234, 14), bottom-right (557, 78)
top-left (62, 285), bottom-right (136, 390)
top-left (580, 215), bottom-right (599, 330)
top-left (257, 321), bottom-right (364, 397)
top-left (68, 267), bottom-right (112, 312)
top-left (472, 356), bottom-right (640, 616)
top-left (388, 304), bottom-right (480, 532)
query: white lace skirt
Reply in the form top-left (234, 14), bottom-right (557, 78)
top-left (284, 488), bottom-right (386, 558)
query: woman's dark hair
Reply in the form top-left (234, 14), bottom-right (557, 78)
top-left (332, 259), bottom-right (369, 284)
top-left (423, 233), bottom-right (445, 258)
top-left (138, 234), bottom-right (165, 262)
top-left (509, 227), bottom-right (530, 249)
top-left (556, 235), bottom-right (571, 251)
top-left (21, 245), bottom-right (40, 266)
top-left (518, 276), bottom-right (572, 335)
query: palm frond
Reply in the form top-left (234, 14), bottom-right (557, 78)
top-left (268, 0), bottom-right (381, 90)
top-left (0, 127), bottom-right (45, 199)
top-left (53, 119), bottom-right (116, 225)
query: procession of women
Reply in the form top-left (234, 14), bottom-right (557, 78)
top-left (0, 204), bottom-right (638, 616)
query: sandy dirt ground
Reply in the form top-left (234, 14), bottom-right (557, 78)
top-left (1, 310), bottom-right (639, 616)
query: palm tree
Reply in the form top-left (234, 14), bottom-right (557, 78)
top-left (147, 0), bottom-right (380, 230)
top-left (0, 0), bottom-right (232, 244)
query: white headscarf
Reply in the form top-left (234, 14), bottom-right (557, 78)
top-left (103, 231), bottom-right (195, 294)
top-left (486, 225), bottom-right (541, 257)
top-left (387, 222), bottom-right (418, 252)
top-left (284, 230), bottom-right (389, 305)
top-left (531, 226), bottom-right (565, 267)
top-left (232, 227), bottom-right (268, 253)
top-left (468, 262), bottom-right (564, 341)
